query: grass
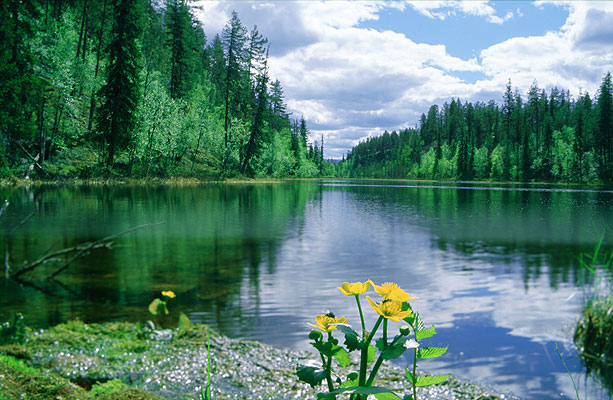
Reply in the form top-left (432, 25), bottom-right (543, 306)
top-left (574, 295), bottom-right (613, 395)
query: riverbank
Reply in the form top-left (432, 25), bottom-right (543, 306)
top-left (0, 320), bottom-right (519, 400)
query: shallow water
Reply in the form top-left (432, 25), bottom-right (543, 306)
top-left (1, 180), bottom-right (612, 399)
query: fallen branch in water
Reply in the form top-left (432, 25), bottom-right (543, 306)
top-left (10, 222), bottom-right (165, 280)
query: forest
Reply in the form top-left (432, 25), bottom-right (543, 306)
top-left (339, 75), bottom-right (613, 182)
top-left (1, 0), bottom-right (612, 183)
top-left (0, 0), bottom-right (326, 180)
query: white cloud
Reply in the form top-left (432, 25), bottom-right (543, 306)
top-left (194, 1), bottom-right (613, 159)
top-left (406, 0), bottom-right (513, 24)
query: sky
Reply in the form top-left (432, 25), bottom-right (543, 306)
top-left (193, 1), bottom-right (613, 159)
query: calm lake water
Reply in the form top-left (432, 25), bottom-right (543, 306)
top-left (1, 180), bottom-right (613, 399)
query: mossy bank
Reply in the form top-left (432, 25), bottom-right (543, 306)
top-left (0, 320), bottom-right (519, 400)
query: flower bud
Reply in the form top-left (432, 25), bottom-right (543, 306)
top-left (309, 329), bottom-right (323, 341)
top-left (400, 325), bottom-right (411, 336)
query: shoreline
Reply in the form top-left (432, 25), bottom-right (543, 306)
top-left (1, 175), bottom-right (610, 188)
top-left (0, 320), bottom-right (520, 400)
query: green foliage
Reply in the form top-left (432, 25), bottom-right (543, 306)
top-left (417, 346), bottom-right (448, 359)
top-left (297, 281), bottom-right (449, 400)
top-left (0, 313), bottom-right (27, 345)
top-left (405, 371), bottom-right (452, 387)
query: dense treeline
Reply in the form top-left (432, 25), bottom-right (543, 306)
top-left (340, 75), bottom-right (613, 182)
top-left (0, 0), bottom-right (324, 179)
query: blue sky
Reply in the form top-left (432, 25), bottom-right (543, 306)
top-left (194, 1), bottom-right (613, 159)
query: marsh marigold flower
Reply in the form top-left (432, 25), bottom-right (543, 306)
top-left (162, 290), bottom-right (176, 299)
top-left (373, 282), bottom-right (419, 302)
top-left (307, 314), bottom-right (348, 333)
top-left (367, 296), bottom-right (412, 322)
top-left (338, 280), bottom-right (373, 296)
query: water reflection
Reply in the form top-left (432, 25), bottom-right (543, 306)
top-left (1, 180), bottom-right (613, 399)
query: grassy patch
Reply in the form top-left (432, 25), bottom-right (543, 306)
top-left (574, 295), bottom-right (613, 395)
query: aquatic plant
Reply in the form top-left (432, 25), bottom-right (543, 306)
top-left (297, 280), bottom-right (450, 400)
top-left (574, 295), bottom-right (613, 396)
top-left (569, 237), bottom-right (613, 398)
top-left (148, 290), bottom-right (176, 316)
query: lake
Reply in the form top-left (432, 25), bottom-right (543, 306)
top-left (1, 180), bottom-right (612, 399)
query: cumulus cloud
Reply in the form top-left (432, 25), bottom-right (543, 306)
top-left (194, 1), bottom-right (613, 159)
top-left (406, 0), bottom-right (514, 24)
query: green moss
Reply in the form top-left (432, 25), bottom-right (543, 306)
top-left (0, 354), bottom-right (165, 400)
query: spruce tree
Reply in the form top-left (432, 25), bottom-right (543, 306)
top-left (596, 72), bottom-right (612, 178)
top-left (96, 0), bottom-right (142, 166)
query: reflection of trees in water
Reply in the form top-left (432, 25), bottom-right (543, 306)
top-left (325, 183), bottom-right (613, 289)
top-left (0, 182), bottom-right (319, 334)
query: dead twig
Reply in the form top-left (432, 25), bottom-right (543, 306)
top-left (46, 222), bottom-right (165, 279)
top-left (8, 208), bottom-right (37, 235)
top-left (10, 242), bottom-right (113, 278)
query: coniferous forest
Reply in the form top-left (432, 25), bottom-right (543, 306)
top-left (339, 75), bottom-right (613, 183)
top-left (0, 0), bottom-right (325, 179)
top-left (1, 0), bottom-right (612, 183)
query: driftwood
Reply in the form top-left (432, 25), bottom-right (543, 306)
top-left (10, 222), bottom-right (165, 280)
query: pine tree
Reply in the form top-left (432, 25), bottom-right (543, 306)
top-left (596, 72), bottom-right (612, 178)
top-left (221, 10), bottom-right (248, 146)
top-left (96, 0), bottom-right (142, 166)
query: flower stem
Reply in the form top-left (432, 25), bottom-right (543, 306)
top-left (366, 319), bottom-right (387, 386)
top-left (410, 323), bottom-right (418, 400)
top-left (323, 332), bottom-right (336, 398)
top-left (355, 295), bottom-right (366, 335)
top-left (358, 316), bottom-right (383, 400)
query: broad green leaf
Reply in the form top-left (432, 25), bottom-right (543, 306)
top-left (332, 346), bottom-right (351, 368)
top-left (177, 312), bottom-right (191, 330)
top-left (417, 346), bottom-right (448, 359)
top-left (381, 342), bottom-right (407, 360)
top-left (374, 392), bottom-right (403, 400)
top-left (406, 371), bottom-right (451, 387)
top-left (148, 298), bottom-right (168, 315)
top-left (415, 325), bottom-right (436, 340)
top-left (313, 341), bottom-right (341, 358)
top-left (297, 365), bottom-right (326, 388)
top-left (337, 324), bottom-right (361, 352)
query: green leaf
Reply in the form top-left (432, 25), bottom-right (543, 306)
top-left (178, 312), bottom-right (191, 330)
top-left (381, 342), bottom-right (407, 360)
top-left (297, 365), bottom-right (327, 388)
top-left (417, 346), bottom-right (448, 359)
top-left (148, 298), bottom-right (168, 316)
top-left (337, 324), bottom-right (361, 352)
top-left (367, 344), bottom-right (377, 363)
top-left (375, 337), bottom-right (386, 351)
top-left (415, 325), bottom-right (436, 340)
top-left (332, 346), bottom-right (351, 368)
top-left (313, 341), bottom-right (341, 358)
top-left (406, 371), bottom-right (451, 387)
top-left (374, 392), bottom-right (403, 400)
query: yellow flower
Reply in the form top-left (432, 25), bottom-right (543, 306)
top-left (162, 290), bottom-right (176, 299)
top-left (373, 282), bottom-right (419, 302)
top-left (367, 296), bottom-right (412, 322)
top-left (338, 280), bottom-right (373, 296)
top-left (307, 314), bottom-right (348, 333)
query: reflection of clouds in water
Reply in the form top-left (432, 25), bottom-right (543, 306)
top-left (256, 189), bottom-right (592, 399)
